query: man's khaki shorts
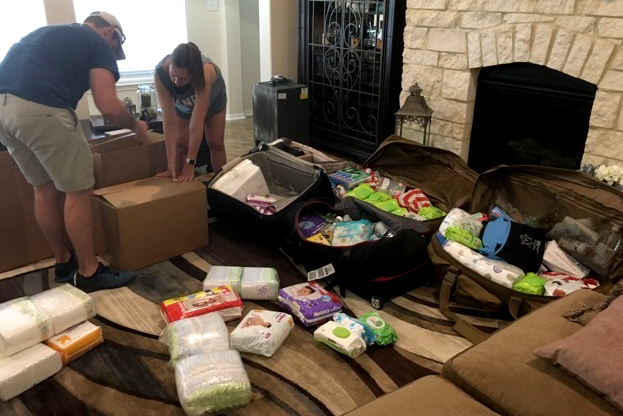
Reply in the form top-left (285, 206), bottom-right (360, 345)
top-left (0, 94), bottom-right (94, 192)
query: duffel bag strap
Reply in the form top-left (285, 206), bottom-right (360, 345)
top-left (440, 267), bottom-right (488, 344)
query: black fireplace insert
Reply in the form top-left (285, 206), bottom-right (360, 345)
top-left (468, 63), bottom-right (597, 173)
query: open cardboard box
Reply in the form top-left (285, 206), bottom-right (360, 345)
top-left (93, 177), bottom-right (208, 271)
top-left (0, 152), bottom-right (52, 273)
top-left (91, 132), bottom-right (167, 189)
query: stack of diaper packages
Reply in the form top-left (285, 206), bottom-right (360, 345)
top-left (313, 311), bottom-right (398, 358)
top-left (278, 282), bottom-right (343, 326)
top-left (202, 266), bottom-right (280, 301)
top-left (160, 312), bottom-right (252, 415)
top-left (0, 285), bottom-right (100, 401)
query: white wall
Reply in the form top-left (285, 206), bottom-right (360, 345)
top-left (239, 0), bottom-right (260, 115)
top-left (258, 0), bottom-right (298, 81)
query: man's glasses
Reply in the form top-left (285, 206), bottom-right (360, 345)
top-left (112, 27), bottom-right (126, 45)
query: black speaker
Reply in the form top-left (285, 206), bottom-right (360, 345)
top-left (252, 80), bottom-right (310, 145)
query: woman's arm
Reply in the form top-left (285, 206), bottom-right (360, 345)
top-left (155, 68), bottom-right (180, 178)
top-left (177, 63), bottom-right (217, 181)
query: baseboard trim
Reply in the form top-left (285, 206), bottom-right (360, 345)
top-left (243, 109), bottom-right (253, 117)
top-left (226, 113), bottom-right (246, 121)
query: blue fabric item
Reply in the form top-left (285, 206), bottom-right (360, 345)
top-left (479, 217), bottom-right (512, 258)
top-left (0, 24), bottom-right (119, 110)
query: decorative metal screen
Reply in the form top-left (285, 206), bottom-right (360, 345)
top-left (306, 0), bottom-right (386, 149)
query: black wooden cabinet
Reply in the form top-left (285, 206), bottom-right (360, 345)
top-left (298, 0), bottom-right (406, 159)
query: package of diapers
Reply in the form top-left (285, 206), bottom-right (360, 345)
top-left (0, 297), bottom-right (53, 356)
top-left (0, 343), bottom-right (62, 401)
top-left (45, 321), bottom-right (103, 365)
top-left (542, 272), bottom-right (600, 297)
top-left (442, 238), bottom-right (525, 289)
top-left (230, 310), bottom-right (293, 357)
top-left (30, 284), bottom-right (95, 335)
top-left (203, 266), bottom-right (243, 294)
top-left (175, 350), bottom-right (252, 416)
top-left (314, 321), bottom-right (367, 358)
top-left (240, 267), bottom-right (280, 300)
top-left (278, 282), bottom-right (342, 326)
top-left (439, 208), bottom-right (483, 237)
top-left (333, 313), bottom-right (374, 346)
top-left (160, 313), bottom-right (230, 366)
top-left (161, 285), bottom-right (243, 324)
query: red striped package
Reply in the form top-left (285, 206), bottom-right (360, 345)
top-left (362, 168), bottom-right (380, 189)
top-left (397, 189), bottom-right (431, 213)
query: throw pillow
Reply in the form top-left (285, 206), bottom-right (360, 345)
top-left (534, 296), bottom-right (623, 411)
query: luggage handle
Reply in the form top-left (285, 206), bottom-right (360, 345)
top-left (439, 266), bottom-right (488, 344)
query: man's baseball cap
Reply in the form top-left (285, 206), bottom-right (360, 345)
top-left (88, 11), bottom-right (126, 60)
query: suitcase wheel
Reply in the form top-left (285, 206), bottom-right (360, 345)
top-left (370, 296), bottom-right (384, 310)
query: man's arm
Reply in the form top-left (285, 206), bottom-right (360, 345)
top-left (89, 68), bottom-right (148, 140)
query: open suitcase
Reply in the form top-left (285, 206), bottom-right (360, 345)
top-left (359, 136), bottom-right (478, 234)
top-left (206, 144), bottom-right (334, 237)
top-left (428, 165), bottom-right (623, 342)
top-left (280, 198), bottom-right (431, 309)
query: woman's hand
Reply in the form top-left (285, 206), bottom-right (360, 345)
top-left (156, 166), bottom-right (177, 180)
top-left (175, 163), bottom-right (195, 182)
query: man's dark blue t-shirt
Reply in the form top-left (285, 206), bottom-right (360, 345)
top-left (0, 24), bottom-right (120, 110)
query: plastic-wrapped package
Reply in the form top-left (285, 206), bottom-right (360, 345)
top-left (160, 313), bottom-right (230, 366)
top-left (439, 208), bottom-right (483, 237)
top-left (333, 313), bottom-right (374, 346)
top-left (44, 321), bottom-right (103, 365)
top-left (314, 321), bottom-right (367, 358)
top-left (240, 268), bottom-right (280, 300)
top-left (442, 239), bottom-right (525, 289)
top-left (278, 282), bottom-right (342, 326)
top-left (202, 266), bottom-right (243, 294)
top-left (230, 310), bottom-right (293, 357)
top-left (0, 297), bottom-right (53, 356)
top-left (160, 285), bottom-right (243, 324)
top-left (357, 311), bottom-right (398, 346)
top-left (542, 272), bottom-right (600, 297)
top-left (30, 284), bottom-right (95, 335)
top-left (0, 343), bottom-right (62, 401)
top-left (175, 350), bottom-right (252, 415)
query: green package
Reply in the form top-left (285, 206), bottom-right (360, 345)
top-left (357, 311), bottom-right (398, 346)
top-left (445, 225), bottom-right (483, 250)
top-left (513, 273), bottom-right (547, 295)
top-left (418, 206), bottom-right (447, 220)
top-left (373, 198), bottom-right (401, 213)
top-left (346, 183), bottom-right (374, 200)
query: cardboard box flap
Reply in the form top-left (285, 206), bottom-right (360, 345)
top-left (94, 177), bottom-right (206, 208)
top-left (90, 135), bottom-right (140, 154)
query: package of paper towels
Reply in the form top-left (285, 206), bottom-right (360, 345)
top-left (175, 350), bottom-right (252, 415)
top-left (160, 313), bottom-right (230, 366)
top-left (0, 298), bottom-right (53, 356)
top-left (30, 284), bottom-right (95, 335)
top-left (0, 343), bottom-right (62, 401)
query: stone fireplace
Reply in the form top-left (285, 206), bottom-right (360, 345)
top-left (399, 0), bottom-right (623, 168)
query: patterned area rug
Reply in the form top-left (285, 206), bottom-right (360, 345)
top-left (0, 221), bottom-right (510, 416)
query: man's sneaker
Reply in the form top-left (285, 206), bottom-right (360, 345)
top-left (73, 263), bottom-right (135, 293)
top-left (54, 250), bottom-right (78, 283)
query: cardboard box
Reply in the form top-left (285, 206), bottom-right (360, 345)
top-left (290, 141), bottom-right (335, 163)
top-left (91, 132), bottom-right (167, 189)
top-left (0, 152), bottom-right (53, 273)
top-left (94, 177), bottom-right (208, 271)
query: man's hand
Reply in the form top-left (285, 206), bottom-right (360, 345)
top-left (133, 120), bottom-right (149, 144)
top-left (175, 163), bottom-right (195, 182)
